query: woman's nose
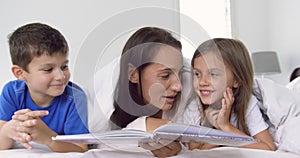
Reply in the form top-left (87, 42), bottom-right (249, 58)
top-left (172, 77), bottom-right (182, 92)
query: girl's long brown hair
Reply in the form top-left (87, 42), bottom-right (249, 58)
top-left (191, 38), bottom-right (254, 134)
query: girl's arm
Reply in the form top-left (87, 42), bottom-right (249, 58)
top-left (241, 129), bottom-right (276, 150)
top-left (217, 88), bottom-right (276, 150)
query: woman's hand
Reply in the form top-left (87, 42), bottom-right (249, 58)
top-left (189, 141), bottom-right (219, 150)
top-left (138, 139), bottom-right (182, 157)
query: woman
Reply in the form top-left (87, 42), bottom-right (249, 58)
top-left (88, 27), bottom-right (186, 157)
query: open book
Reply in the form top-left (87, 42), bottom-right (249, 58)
top-left (52, 123), bottom-right (258, 146)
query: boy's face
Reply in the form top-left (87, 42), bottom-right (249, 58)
top-left (21, 53), bottom-right (70, 106)
top-left (192, 51), bottom-right (238, 105)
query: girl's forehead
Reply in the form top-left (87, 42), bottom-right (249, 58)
top-left (196, 51), bottom-right (225, 67)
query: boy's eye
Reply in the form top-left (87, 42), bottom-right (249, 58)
top-left (43, 68), bottom-right (53, 72)
top-left (61, 65), bottom-right (69, 70)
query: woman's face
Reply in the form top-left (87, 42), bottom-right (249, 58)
top-left (137, 45), bottom-right (183, 111)
top-left (192, 51), bottom-right (238, 105)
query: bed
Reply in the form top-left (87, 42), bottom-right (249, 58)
top-left (0, 143), bottom-right (300, 158)
top-left (1, 78), bottom-right (300, 158)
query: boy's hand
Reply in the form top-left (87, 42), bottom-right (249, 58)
top-left (23, 117), bottom-right (57, 146)
top-left (12, 109), bottom-right (49, 120)
top-left (1, 119), bottom-right (33, 149)
top-left (10, 109), bottom-right (49, 149)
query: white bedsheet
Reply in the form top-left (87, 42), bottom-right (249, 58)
top-left (2, 77), bottom-right (300, 157)
top-left (253, 78), bottom-right (300, 155)
top-left (0, 145), bottom-right (299, 158)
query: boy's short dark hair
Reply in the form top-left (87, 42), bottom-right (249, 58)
top-left (8, 22), bottom-right (69, 72)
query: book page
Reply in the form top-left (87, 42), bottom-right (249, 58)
top-left (52, 129), bottom-right (152, 144)
top-left (153, 123), bottom-right (258, 146)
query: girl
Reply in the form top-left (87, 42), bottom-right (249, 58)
top-left (188, 38), bottom-right (276, 150)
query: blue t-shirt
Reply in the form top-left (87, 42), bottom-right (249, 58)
top-left (0, 80), bottom-right (89, 135)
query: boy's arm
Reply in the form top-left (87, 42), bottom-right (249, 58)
top-left (13, 110), bottom-right (87, 152)
top-left (23, 116), bottom-right (87, 152)
top-left (36, 122), bottom-right (88, 152)
top-left (0, 120), bottom-right (14, 149)
top-left (47, 141), bottom-right (88, 152)
top-left (0, 120), bottom-right (32, 150)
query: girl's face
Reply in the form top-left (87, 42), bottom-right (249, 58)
top-left (193, 51), bottom-right (238, 105)
top-left (132, 46), bottom-right (183, 111)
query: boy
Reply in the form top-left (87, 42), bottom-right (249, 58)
top-left (0, 23), bottom-right (89, 152)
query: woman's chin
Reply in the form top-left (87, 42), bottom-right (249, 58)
top-left (160, 104), bottom-right (173, 111)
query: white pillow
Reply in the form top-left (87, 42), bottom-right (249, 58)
top-left (286, 77), bottom-right (300, 93)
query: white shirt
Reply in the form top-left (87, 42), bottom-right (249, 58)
top-left (286, 77), bottom-right (300, 93)
top-left (183, 95), bottom-right (268, 136)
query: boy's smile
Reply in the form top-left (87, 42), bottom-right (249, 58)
top-left (21, 53), bottom-right (70, 107)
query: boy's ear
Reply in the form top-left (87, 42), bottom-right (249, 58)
top-left (11, 65), bottom-right (26, 80)
top-left (128, 63), bottom-right (139, 83)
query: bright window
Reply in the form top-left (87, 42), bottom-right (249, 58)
top-left (179, 0), bottom-right (231, 59)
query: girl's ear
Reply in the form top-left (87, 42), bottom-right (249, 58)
top-left (11, 65), bottom-right (26, 80)
top-left (128, 63), bottom-right (139, 83)
top-left (233, 80), bottom-right (240, 88)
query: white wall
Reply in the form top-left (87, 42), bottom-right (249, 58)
top-left (0, 0), bottom-right (180, 92)
top-left (3, 0), bottom-right (298, 90)
top-left (231, 0), bottom-right (300, 85)
top-left (268, 0), bottom-right (300, 84)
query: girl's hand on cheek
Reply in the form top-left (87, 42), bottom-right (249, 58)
top-left (217, 87), bottom-right (234, 130)
top-left (204, 108), bottom-right (220, 128)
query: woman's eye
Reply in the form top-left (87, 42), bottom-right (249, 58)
top-left (161, 73), bottom-right (170, 79)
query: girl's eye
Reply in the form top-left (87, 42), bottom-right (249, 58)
top-left (211, 72), bottom-right (219, 77)
top-left (194, 71), bottom-right (201, 78)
